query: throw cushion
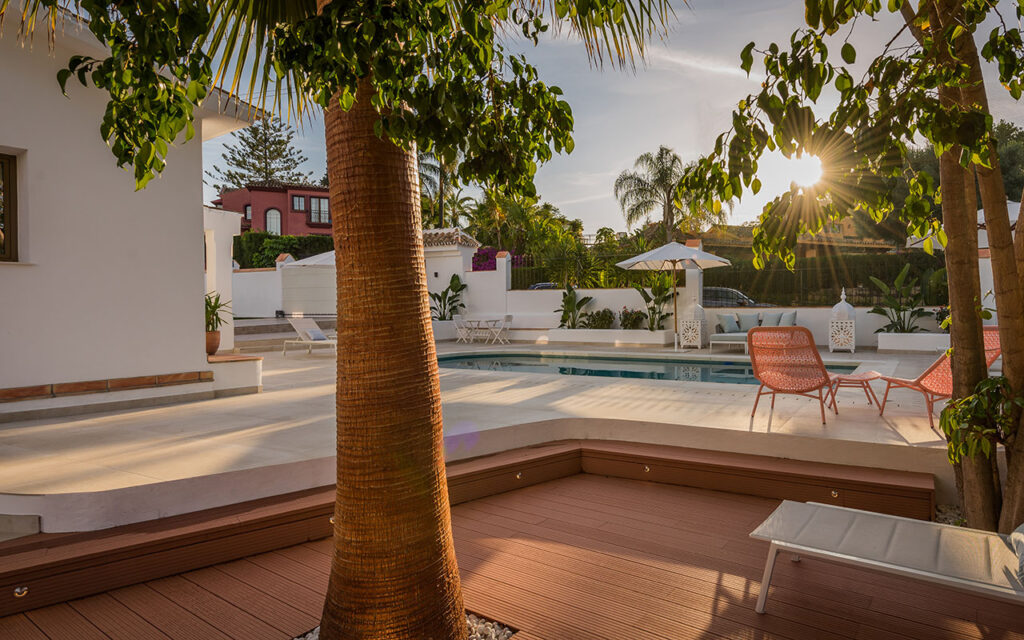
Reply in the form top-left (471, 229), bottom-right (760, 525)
top-left (1013, 522), bottom-right (1024, 581)
top-left (760, 311), bottom-right (783, 327)
top-left (780, 310), bottom-right (798, 326)
top-left (718, 314), bottom-right (741, 333)
top-left (737, 312), bottom-right (761, 333)
top-left (307, 328), bottom-right (328, 341)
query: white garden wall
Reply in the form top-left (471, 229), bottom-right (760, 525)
top-left (281, 267), bottom-right (336, 316)
top-left (707, 306), bottom-right (943, 349)
top-left (232, 268), bottom-right (284, 318)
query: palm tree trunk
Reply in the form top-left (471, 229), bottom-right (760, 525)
top-left (662, 196), bottom-right (672, 244)
top-left (438, 169), bottom-right (447, 229)
top-left (319, 75), bottom-right (467, 640)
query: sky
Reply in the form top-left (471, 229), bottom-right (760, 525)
top-left (201, 0), bottom-right (1024, 234)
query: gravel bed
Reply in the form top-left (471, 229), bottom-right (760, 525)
top-left (935, 503), bottom-right (965, 526)
top-left (295, 613), bottom-right (513, 640)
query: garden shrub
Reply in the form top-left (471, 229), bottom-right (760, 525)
top-left (582, 308), bottom-right (615, 329)
top-left (233, 231), bottom-right (334, 268)
top-left (619, 307), bottom-right (646, 330)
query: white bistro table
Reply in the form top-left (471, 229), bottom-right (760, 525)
top-left (462, 316), bottom-right (504, 343)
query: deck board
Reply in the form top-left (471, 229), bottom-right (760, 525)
top-left (5, 474), bottom-right (1021, 640)
top-left (67, 593), bottom-right (173, 640)
top-left (24, 603), bottom-right (108, 640)
top-left (0, 613), bottom-right (49, 640)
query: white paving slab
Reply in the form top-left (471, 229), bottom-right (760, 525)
top-left (0, 343), bottom-right (964, 530)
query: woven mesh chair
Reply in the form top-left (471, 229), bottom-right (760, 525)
top-left (748, 326), bottom-right (837, 425)
top-left (880, 326), bottom-right (1001, 428)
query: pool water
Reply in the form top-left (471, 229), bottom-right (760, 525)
top-left (438, 353), bottom-right (857, 385)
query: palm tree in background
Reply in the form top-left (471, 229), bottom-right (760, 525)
top-left (615, 145), bottom-right (728, 243)
top-left (418, 149), bottom-right (463, 228)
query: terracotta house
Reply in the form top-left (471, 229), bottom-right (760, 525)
top-left (214, 179), bottom-right (331, 236)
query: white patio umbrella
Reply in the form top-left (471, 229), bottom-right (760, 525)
top-left (616, 242), bottom-right (731, 350)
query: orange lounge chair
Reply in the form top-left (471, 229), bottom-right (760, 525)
top-left (879, 326), bottom-right (1001, 428)
top-left (748, 326), bottom-right (837, 425)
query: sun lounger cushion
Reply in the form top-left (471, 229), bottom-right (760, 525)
top-left (710, 333), bottom-right (746, 343)
top-left (760, 312), bottom-right (783, 327)
top-left (738, 313), bottom-right (761, 332)
top-left (718, 314), bottom-right (741, 333)
top-left (1013, 523), bottom-right (1024, 580)
top-left (751, 500), bottom-right (1024, 597)
top-left (779, 310), bottom-right (797, 326)
top-left (307, 328), bottom-right (329, 341)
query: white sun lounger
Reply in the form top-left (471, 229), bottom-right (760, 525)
top-left (750, 500), bottom-right (1024, 614)
top-left (283, 317), bottom-right (337, 355)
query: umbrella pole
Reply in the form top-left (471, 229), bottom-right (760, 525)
top-left (672, 261), bottom-right (679, 352)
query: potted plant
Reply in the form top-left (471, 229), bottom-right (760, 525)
top-left (556, 285), bottom-right (593, 329)
top-left (429, 274), bottom-right (467, 320)
top-left (869, 264), bottom-right (946, 351)
top-left (429, 275), bottom-right (467, 341)
top-left (634, 275), bottom-right (676, 331)
top-left (205, 292), bottom-right (232, 355)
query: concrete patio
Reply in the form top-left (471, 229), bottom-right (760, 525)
top-left (0, 343), bottom-right (961, 531)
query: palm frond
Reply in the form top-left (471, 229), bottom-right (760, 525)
top-left (0, 0), bottom-right (73, 48)
top-left (517, 0), bottom-right (676, 69)
top-left (203, 0), bottom-right (317, 121)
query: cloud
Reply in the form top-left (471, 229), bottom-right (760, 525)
top-left (646, 46), bottom-right (755, 80)
top-left (559, 192), bottom-right (613, 206)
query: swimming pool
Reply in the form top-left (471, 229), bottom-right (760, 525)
top-left (438, 353), bottom-right (857, 385)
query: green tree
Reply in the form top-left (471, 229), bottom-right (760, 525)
top-left (7, 2), bottom-right (672, 639)
top-left (992, 120), bottom-right (1024, 202)
top-left (677, 0), bottom-right (1024, 533)
top-left (206, 117), bottom-right (313, 192)
top-left (418, 149), bottom-right (464, 228)
top-left (615, 146), bottom-right (727, 243)
top-left (465, 190), bottom-right (580, 256)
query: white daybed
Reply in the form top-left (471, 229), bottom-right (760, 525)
top-left (750, 500), bottom-right (1024, 614)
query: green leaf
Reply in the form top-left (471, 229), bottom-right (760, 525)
top-left (805, 1), bottom-right (821, 28)
top-left (841, 42), bottom-right (856, 64)
top-left (740, 42), bottom-right (756, 74)
top-left (57, 69), bottom-right (72, 95)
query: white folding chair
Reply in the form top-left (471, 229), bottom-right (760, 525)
top-left (453, 315), bottom-right (471, 343)
top-left (488, 315), bottom-right (512, 344)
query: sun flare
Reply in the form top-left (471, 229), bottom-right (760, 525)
top-left (788, 155), bottom-right (824, 187)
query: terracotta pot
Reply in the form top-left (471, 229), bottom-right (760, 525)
top-left (205, 330), bottom-right (221, 356)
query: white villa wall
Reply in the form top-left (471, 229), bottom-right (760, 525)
top-left (233, 268), bottom-right (284, 317)
top-left (0, 22), bottom-right (250, 393)
top-left (204, 207), bottom-right (241, 350)
top-left (978, 257), bottom-right (999, 326)
top-left (1, 27), bottom-right (208, 388)
top-left (425, 245), bottom-right (474, 296)
top-left (281, 267), bottom-right (336, 315)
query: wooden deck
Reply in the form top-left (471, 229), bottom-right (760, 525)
top-left (2, 474), bottom-right (1021, 640)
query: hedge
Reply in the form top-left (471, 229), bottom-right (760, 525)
top-left (702, 252), bottom-right (948, 306)
top-left (233, 231), bottom-right (334, 268)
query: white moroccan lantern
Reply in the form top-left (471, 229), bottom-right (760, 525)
top-left (689, 295), bottom-right (706, 322)
top-left (829, 288), bottom-right (856, 353)
top-left (678, 296), bottom-right (707, 349)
